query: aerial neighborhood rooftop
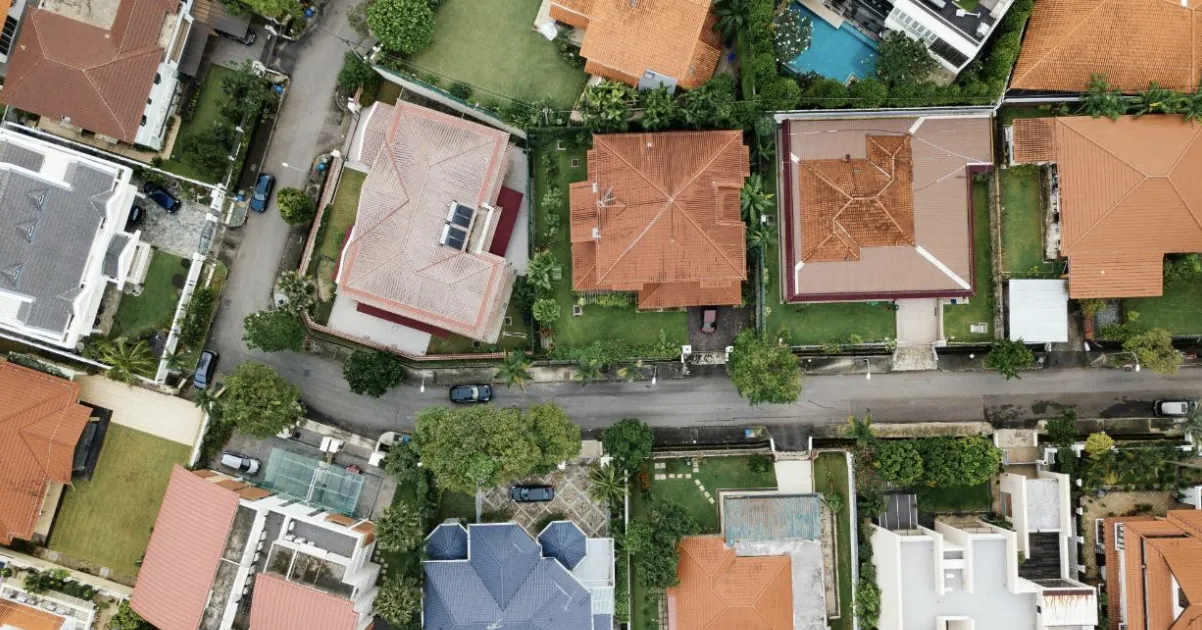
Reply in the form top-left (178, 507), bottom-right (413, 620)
top-left (0, 0), bottom-right (1199, 628)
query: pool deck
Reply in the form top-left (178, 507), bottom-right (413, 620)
top-left (800, 0), bottom-right (844, 28)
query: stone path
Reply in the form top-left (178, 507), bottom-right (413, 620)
top-left (653, 461), bottom-right (714, 504)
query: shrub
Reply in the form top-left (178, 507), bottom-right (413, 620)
top-left (532, 298), bottom-right (561, 325)
top-left (1085, 432), bottom-right (1115, 458)
top-left (448, 82), bottom-right (473, 100)
top-left (337, 50), bottom-right (377, 91)
top-left (179, 287), bottom-right (218, 346)
top-left (276, 187), bottom-right (316, 224)
top-left (874, 441), bottom-right (924, 486)
top-left (368, 0), bottom-right (435, 55)
top-left (748, 454), bottom-right (774, 474)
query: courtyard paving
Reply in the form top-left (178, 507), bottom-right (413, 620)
top-left (479, 458), bottom-right (609, 537)
top-left (136, 195), bottom-right (215, 258)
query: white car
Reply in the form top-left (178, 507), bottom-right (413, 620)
top-left (1155, 400), bottom-right (1197, 417)
top-left (220, 452), bottom-right (260, 474)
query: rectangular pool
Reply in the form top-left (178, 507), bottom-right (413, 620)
top-left (785, 3), bottom-right (879, 83)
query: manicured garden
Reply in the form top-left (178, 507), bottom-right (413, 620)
top-left (943, 178), bottom-right (996, 342)
top-left (814, 452), bottom-right (854, 630)
top-left (1126, 280), bottom-right (1202, 335)
top-left (109, 250), bottom-right (187, 339)
top-left (406, 0), bottom-right (587, 107)
top-left (1000, 165), bottom-right (1058, 278)
top-left (161, 66), bottom-right (239, 183)
top-left (915, 482), bottom-right (992, 512)
top-left (47, 425), bottom-right (191, 577)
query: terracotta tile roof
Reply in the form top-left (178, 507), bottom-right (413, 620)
top-left (1011, 115), bottom-right (1202, 298)
top-left (553, 0), bottom-right (719, 89)
top-left (667, 536), bottom-right (792, 630)
top-left (131, 466), bottom-right (240, 630)
top-left (0, 361), bottom-right (91, 545)
top-left (2, 0), bottom-right (177, 143)
top-left (782, 114), bottom-right (992, 301)
top-left (1011, 0), bottom-right (1202, 93)
top-left (569, 131), bottom-right (748, 308)
top-left (249, 573), bottom-right (359, 630)
top-left (0, 599), bottom-right (66, 630)
top-left (1103, 516), bottom-right (1155, 630)
top-left (339, 102), bottom-right (516, 343)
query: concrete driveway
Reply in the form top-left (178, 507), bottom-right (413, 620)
top-left (687, 306), bottom-right (747, 352)
top-left (76, 376), bottom-right (205, 447)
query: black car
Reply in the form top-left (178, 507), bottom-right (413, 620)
top-left (142, 182), bottom-right (181, 213)
top-left (194, 349), bottom-right (219, 390)
top-left (449, 384), bottom-right (492, 403)
top-left (511, 485), bottom-right (554, 502)
top-left (127, 205), bottom-right (145, 226)
top-left (219, 27), bottom-right (257, 45)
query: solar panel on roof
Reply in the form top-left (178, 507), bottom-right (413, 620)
top-left (443, 226), bottom-right (467, 250)
top-left (452, 203), bottom-right (475, 228)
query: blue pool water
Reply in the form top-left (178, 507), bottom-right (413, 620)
top-left (785, 3), bottom-right (879, 83)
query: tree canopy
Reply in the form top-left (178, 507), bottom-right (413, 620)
top-left (342, 349), bottom-right (406, 397)
top-left (277, 188), bottom-right (316, 225)
top-left (243, 309), bottom-right (306, 352)
top-left (874, 32), bottom-right (938, 86)
top-left (873, 441), bottom-right (924, 486)
top-left (985, 338), bottom-right (1035, 380)
top-left (223, 362), bottom-right (304, 438)
top-left (728, 330), bottom-right (802, 405)
top-left (376, 502), bottom-right (424, 552)
top-left (626, 497), bottom-right (697, 588)
top-left (602, 418), bottom-right (654, 477)
top-left (915, 436), bottom-right (1003, 487)
top-left (579, 81), bottom-right (633, 132)
top-left (1084, 432), bottom-right (1115, 458)
top-left (374, 577), bottom-right (422, 627)
top-left (368, 0), bottom-right (436, 55)
top-left (1124, 328), bottom-right (1183, 375)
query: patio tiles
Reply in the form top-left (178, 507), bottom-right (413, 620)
top-left (479, 458), bottom-right (610, 537)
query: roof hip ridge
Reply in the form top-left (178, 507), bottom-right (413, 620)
top-left (1009, 0), bottom-right (1121, 87)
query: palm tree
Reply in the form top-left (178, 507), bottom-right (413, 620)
top-left (746, 220), bottom-right (778, 254)
top-left (616, 360), bottom-right (646, 382)
top-left (193, 387), bottom-right (222, 418)
top-left (842, 414), bottom-right (876, 447)
top-left (1132, 82), bottom-right (1180, 117)
top-left (1183, 407), bottom-right (1202, 447)
top-left (376, 502), bottom-right (423, 553)
top-left (99, 338), bottom-right (157, 383)
top-left (588, 463), bottom-right (626, 506)
top-left (740, 174), bottom-right (775, 226)
top-left (494, 351), bottom-right (533, 390)
top-left (163, 349), bottom-right (190, 374)
top-left (712, 0), bottom-right (749, 42)
top-left (574, 358), bottom-right (604, 386)
top-left (375, 577), bottom-right (422, 626)
top-left (1183, 89), bottom-right (1202, 123)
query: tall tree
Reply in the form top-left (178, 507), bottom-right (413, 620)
top-left (374, 577), bottom-right (422, 627)
top-left (342, 349), bottom-right (406, 397)
top-left (985, 338), bottom-right (1035, 380)
top-left (222, 362), bottom-right (304, 438)
top-left (494, 351), bottom-right (534, 390)
top-left (602, 418), bottom-right (655, 477)
top-left (874, 32), bottom-right (937, 86)
top-left (368, 0), bottom-right (435, 55)
top-left (527, 401), bottom-right (582, 469)
top-left (1124, 328), bottom-right (1183, 375)
top-left (243, 309), bottom-right (306, 352)
top-left (376, 502), bottom-right (424, 552)
top-left (728, 330), bottom-right (802, 405)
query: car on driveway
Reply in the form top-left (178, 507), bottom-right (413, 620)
top-left (220, 452), bottom-right (260, 475)
top-left (450, 384), bottom-right (492, 404)
top-left (701, 308), bottom-right (717, 333)
top-left (142, 182), bottom-right (180, 213)
top-left (127, 204), bottom-right (145, 226)
top-left (250, 173), bottom-right (275, 213)
top-left (1155, 399), bottom-right (1197, 417)
top-left (194, 349), bottom-right (218, 390)
top-left (511, 485), bottom-right (554, 502)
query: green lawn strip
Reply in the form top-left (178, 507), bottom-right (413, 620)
top-left (532, 141), bottom-right (689, 349)
top-left (316, 169), bottom-right (366, 264)
top-left (1000, 166), bottom-right (1057, 277)
top-left (437, 490), bottom-right (477, 523)
top-left (814, 453), bottom-right (854, 630)
top-left (1126, 280), bottom-right (1202, 335)
top-left (407, 0), bottom-right (587, 107)
top-left (914, 482), bottom-right (992, 512)
top-left (110, 250), bottom-right (188, 339)
top-left (943, 178), bottom-right (995, 342)
top-left (48, 425), bottom-right (190, 576)
top-left (161, 66), bottom-right (239, 183)
top-left (427, 299), bottom-right (530, 354)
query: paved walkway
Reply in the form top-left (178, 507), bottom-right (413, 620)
top-left (76, 376), bottom-right (204, 446)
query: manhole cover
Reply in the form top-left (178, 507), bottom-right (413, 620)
top-left (303, 369), bottom-right (310, 377)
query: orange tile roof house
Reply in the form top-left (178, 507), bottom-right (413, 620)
top-left (132, 466), bottom-right (381, 630)
top-left (338, 101), bottom-right (516, 344)
top-left (1008, 115), bottom-right (1202, 299)
top-left (547, 0), bottom-right (721, 90)
top-left (569, 130), bottom-right (749, 309)
top-left (1101, 510), bottom-right (1202, 630)
top-left (1, 0), bottom-right (194, 149)
top-left (778, 111), bottom-right (993, 302)
top-left (1011, 0), bottom-right (1202, 93)
top-left (0, 360), bottom-right (92, 546)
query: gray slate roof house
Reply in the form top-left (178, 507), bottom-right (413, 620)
top-left (423, 521), bottom-right (614, 630)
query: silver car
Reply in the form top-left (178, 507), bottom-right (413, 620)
top-left (220, 452), bottom-right (260, 474)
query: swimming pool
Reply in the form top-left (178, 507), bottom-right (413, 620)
top-left (785, 3), bottom-right (879, 83)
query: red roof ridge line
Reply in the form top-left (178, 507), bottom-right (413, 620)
top-left (751, 559), bottom-right (792, 629)
top-left (1055, 122), bottom-right (1149, 252)
top-left (1165, 175), bottom-right (1202, 235)
top-left (1010, 0), bottom-right (1126, 88)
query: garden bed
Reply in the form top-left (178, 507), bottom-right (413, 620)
top-left (942, 178), bottom-right (995, 342)
top-left (109, 250), bottom-right (188, 339)
top-left (814, 452), bottom-right (854, 630)
top-left (161, 66), bottom-right (240, 183)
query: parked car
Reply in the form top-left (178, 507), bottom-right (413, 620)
top-left (250, 173), bottom-right (275, 213)
top-left (701, 308), bottom-right (717, 334)
top-left (127, 204), bottom-right (145, 226)
top-left (511, 485), bottom-right (554, 502)
top-left (449, 384), bottom-right (492, 404)
top-left (142, 182), bottom-right (180, 213)
top-left (220, 452), bottom-right (260, 475)
top-left (1155, 399), bottom-right (1197, 417)
top-left (194, 349), bottom-right (219, 390)
top-left (219, 27), bottom-right (256, 45)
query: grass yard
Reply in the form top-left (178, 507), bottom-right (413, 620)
top-left (408, 0), bottom-right (587, 107)
top-left (1000, 165), bottom-right (1058, 278)
top-left (1126, 279), bottom-right (1202, 335)
top-left (375, 81), bottom-right (402, 106)
top-left (427, 299), bottom-right (531, 354)
top-left (763, 242), bottom-right (896, 345)
top-left (110, 250), bottom-right (187, 339)
top-left (915, 482), bottom-right (992, 512)
top-left (814, 452), bottom-right (854, 630)
top-left (161, 66), bottom-right (239, 183)
top-left (48, 425), bottom-right (190, 576)
top-left (437, 490), bottom-right (477, 524)
top-left (533, 141), bottom-right (689, 349)
top-left (943, 178), bottom-right (995, 342)
top-left (314, 168), bottom-right (365, 266)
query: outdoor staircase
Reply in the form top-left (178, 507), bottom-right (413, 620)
top-left (891, 344), bottom-right (939, 371)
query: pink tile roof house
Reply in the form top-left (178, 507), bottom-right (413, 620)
top-left (339, 102), bottom-right (516, 343)
top-left (249, 574), bottom-right (360, 630)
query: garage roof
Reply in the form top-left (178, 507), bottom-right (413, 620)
top-left (1008, 279), bottom-right (1069, 343)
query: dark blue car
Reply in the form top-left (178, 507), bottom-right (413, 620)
top-left (250, 173), bottom-right (275, 213)
top-left (142, 182), bottom-right (180, 213)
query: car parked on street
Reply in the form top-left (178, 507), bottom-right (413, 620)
top-left (1155, 399), bottom-right (1197, 417)
top-left (220, 452), bottom-right (260, 474)
top-left (510, 485), bottom-right (554, 502)
top-left (450, 384), bottom-right (492, 404)
top-left (194, 349), bottom-right (218, 390)
top-left (142, 182), bottom-right (180, 213)
top-left (250, 173), bottom-right (275, 213)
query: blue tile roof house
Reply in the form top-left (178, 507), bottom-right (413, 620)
top-left (422, 521), bottom-right (615, 629)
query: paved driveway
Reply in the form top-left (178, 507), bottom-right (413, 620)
top-left (135, 195), bottom-right (213, 257)
top-left (76, 376), bottom-right (205, 447)
top-left (687, 306), bottom-right (747, 352)
top-left (479, 458), bottom-right (609, 537)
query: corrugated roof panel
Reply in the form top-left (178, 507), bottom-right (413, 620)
top-left (1008, 279), bottom-right (1069, 343)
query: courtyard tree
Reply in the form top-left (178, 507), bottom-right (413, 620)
top-left (873, 441), bottom-right (924, 486)
top-left (916, 436), bottom-right (1003, 487)
top-left (638, 86), bottom-right (678, 131)
top-left (678, 74), bottom-right (736, 129)
top-left (374, 577), bottom-right (422, 627)
top-left (602, 418), bottom-right (655, 477)
top-left (1124, 328), bottom-right (1183, 375)
top-left (368, 0), bottom-right (435, 55)
top-left (223, 362), bottom-right (304, 438)
top-left (532, 298), bottom-right (561, 326)
top-left (342, 349), bottom-right (406, 397)
top-left (728, 330), bottom-right (802, 405)
top-left (587, 462), bottom-right (625, 505)
top-left (579, 81), bottom-right (634, 132)
top-left (985, 338), bottom-right (1035, 380)
top-left (97, 338), bottom-right (157, 383)
top-left (1084, 432), bottom-right (1115, 458)
top-left (242, 309), bottom-right (306, 352)
top-left (494, 350), bottom-right (534, 390)
top-left (773, 9), bottom-right (811, 61)
top-left (377, 502), bottom-right (424, 552)
top-left (276, 188), bottom-right (316, 225)
top-left (711, 0), bottom-right (750, 41)
top-left (627, 497), bottom-right (697, 588)
top-left (1080, 74), bottom-right (1128, 119)
top-left (276, 270), bottom-right (316, 316)
top-left (874, 32), bottom-right (938, 86)
top-left (526, 250), bottom-right (557, 294)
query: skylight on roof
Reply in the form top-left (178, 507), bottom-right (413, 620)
top-left (439, 202), bottom-right (475, 251)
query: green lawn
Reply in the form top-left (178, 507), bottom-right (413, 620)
top-left (162, 65), bottom-right (239, 183)
top-left (376, 80), bottom-right (402, 106)
top-left (315, 168), bottom-right (365, 265)
top-left (1000, 166), bottom-right (1058, 277)
top-left (110, 250), bottom-right (187, 339)
top-left (48, 425), bottom-right (190, 576)
top-left (1126, 279), bottom-right (1202, 335)
top-left (814, 452), bottom-right (854, 630)
top-left (943, 178), bottom-right (995, 342)
top-left (915, 482), bottom-right (992, 512)
top-left (437, 490), bottom-right (477, 524)
top-left (533, 140), bottom-right (689, 349)
top-left (408, 0), bottom-right (587, 107)
top-left (427, 299), bottom-right (530, 354)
